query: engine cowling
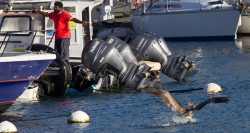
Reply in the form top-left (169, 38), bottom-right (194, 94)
top-left (125, 32), bottom-right (198, 82)
top-left (26, 44), bottom-right (72, 97)
top-left (81, 38), bottom-right (158, 90)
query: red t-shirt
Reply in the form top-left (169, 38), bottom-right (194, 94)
top-left (48, 10), bottom-right (73, 39)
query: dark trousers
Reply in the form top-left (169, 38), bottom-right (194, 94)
top-left (54, 38), bottom-right (70, 61)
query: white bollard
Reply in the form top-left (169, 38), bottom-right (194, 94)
top-left (203, 83), bottom-right (222, 93)
top-left (67, 110), bottom-right (90, 123)
top-left (0, 121), bottom-right (17, 133)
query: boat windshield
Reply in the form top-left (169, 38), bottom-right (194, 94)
top-left (0, 17), bottom-right (30, 34)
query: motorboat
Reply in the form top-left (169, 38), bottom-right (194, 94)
top-left (0, 50), bottom-right (55, 114)
top-left (130, 0), bottom-right (241, 41)
top-left (235, 0), bottom-right (250, 35)
top-left (0, 9), bottom-right (56, 114)
top-left (0, 0), bottom-right (198, 99)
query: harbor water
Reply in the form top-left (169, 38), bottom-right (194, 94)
top-left (1, 36), bottom-right (250, 133)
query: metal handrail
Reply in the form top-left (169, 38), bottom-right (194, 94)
top-left (0, 32), bottom-right (13, 57)
top-left (0, 32), bottom-right (9, 50)
top-left (0, 30), bottom-right (47, 34)
top-left (0, 30), bottom-right (55, 57)
top-left (45, 32), bottom-right (55, 53)
top-left (28, 31), bottom-right (38, 51)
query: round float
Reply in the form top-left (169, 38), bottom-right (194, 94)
top-left (203, 83), bottom-right (222, 93)
top-left (67, 110), bottom-right (90, 123)
top-left (0, 121), bottom-right (17, 133)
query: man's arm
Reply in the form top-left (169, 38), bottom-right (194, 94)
top-left (32, 9), bottom-right (48, 17)
top-left (71, 18), bottom-right (89, 26)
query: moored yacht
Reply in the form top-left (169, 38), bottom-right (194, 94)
top-left (131, 0), bottom-right (241, 41)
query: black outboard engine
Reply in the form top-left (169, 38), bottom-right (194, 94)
top-left (37, 58), bottom-right (72, 97)
top-left (104, 35), bottom-right (160, 87)
top-left (71, 65), bottom-right (95, 92)
top-left (125, 32), bottom-right (198, 82)
top-left (125, 31), bottom-right (172, 56)
top-left (104, 35), bottom-right (138, 65)
top-left (26, 44), bottom-right (72, 97)
top-left (81, 38), bottom-right (158, 90)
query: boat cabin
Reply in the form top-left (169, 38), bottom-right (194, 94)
top-left (0, 0), bottom-right (114, 64)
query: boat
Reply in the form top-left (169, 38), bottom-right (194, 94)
top-left (0, 49), bottom-right (55, 114)
top-left (234, 0), bottom-right (250, 35)
top-left (237, 12), bottom-right (249, 35)
top-left (0, 0), bottom-right (198, 99)
top-left (130, 0), bottom-right (241, 41)
top-left (0, 9), bottom-right (56, 113)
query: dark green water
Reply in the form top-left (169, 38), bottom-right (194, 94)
top-left (1, 36), bottom-right (250, 133)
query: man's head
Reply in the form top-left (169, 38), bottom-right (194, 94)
top-left (54, 1), bottom-right (63, 13)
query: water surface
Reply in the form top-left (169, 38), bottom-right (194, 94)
top-left (1, 36), bottom-right (250, 133)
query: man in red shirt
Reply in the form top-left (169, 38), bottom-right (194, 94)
top-left (33, 1), bottom-right (88, 61)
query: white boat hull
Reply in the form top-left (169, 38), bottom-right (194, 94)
top-left (131, 9), bottom-right (240, 40)
top-left (237, 13), bottom-right (250, 34)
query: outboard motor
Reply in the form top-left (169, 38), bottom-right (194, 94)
top-left (104, 35), bottom-right (138, 65)
top-left (82, 38), bottom-right (158, 90)
top-left (26, 44), bottom-right (72, 97)
top-left (104, 35), bottom-right (160, 87)
top-left (125, 32), bottom-right (198, 82)
top-left (71, 65), bottom-right (95, 92)
top-left (37, 58), bottom-right (72, 97)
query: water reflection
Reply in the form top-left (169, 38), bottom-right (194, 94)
top-left (2, 37), bottom-right (250, 132)
top-left (236, 36), bottom-right (250, 53)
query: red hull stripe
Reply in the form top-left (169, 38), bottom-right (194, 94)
top-left (0, 100), bottom-right (15, 104)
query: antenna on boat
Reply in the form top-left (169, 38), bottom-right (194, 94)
top-left (142, 2), bottom-right (146, 13)
top-left (170, 0), bottom-right (172, 10)
top-left (199, 0), bottom-right (202, 10)
top-left (167, 0), bottom-right (168, 11)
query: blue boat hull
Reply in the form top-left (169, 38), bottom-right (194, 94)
top-left (0, 59), bottom-right (53, 114)
top-left (0, 81), bottom-right (31, 114)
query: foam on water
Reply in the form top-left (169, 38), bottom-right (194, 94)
top-left (149, 115), bottom-right (197, 128)
top-left (172, 115), bottom-right (197, 124)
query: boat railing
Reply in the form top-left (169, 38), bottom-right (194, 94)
top-left (142, 4), bottom-right (237, 14)
top-left (0, 30), bottom-right (55, 57)
top-left (140, 6), bottom-right (235, 15)
top-left (142, 0), bottom-right (238, 13)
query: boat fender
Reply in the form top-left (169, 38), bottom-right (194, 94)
top-left (0, 121), bottom-right (17, 133)
top-left (67, 110), bottom-right (90, 123)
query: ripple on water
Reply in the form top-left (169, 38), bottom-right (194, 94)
top-left (2, 39), bottom-right (250, 132)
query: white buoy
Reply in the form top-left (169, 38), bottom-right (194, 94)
top-left (67, 111), bottom-right (90, 123)
top-left (203, 83), bottom-right (222, 93)
top-left (0, 121), bottom-right (17, 133)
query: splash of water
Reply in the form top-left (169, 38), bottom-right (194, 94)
top-left (150, 115), bottom-right (197, 128)
top-left (172, 115), bottom-right (197, 124)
